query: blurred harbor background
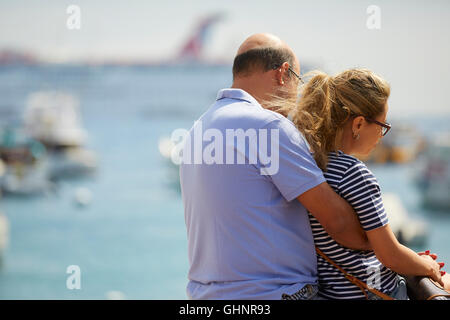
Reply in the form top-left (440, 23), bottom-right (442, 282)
top-left (0, 0), bottom-right (450, 299)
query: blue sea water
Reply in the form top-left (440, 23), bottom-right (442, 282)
top-left (0, 65), bottom-right (449, 299)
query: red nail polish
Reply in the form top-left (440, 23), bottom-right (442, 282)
top-left (425, 250), bottom-right (430, 254)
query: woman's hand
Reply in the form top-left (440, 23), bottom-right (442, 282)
top-left (419, 254), bottom-right (445, 287)
top-left (418, 250), bottom-right (447, 283)
top-left (418, 250), bottom-right (438, 260)
top-left (366, 225), bottom-right (446, 282)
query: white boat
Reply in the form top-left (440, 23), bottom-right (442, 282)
top-left (0, 211), bottom-right (9, 264)
top-left (382, 193), bottom-right (428, 247)
top-left (0, 214), bottom-right (7, 250)
top-left (415, 133), bottom-right (450, 210)
top-left (24, 91), bottom-right (87, 148)
top-left (23, 91), bottom-right (97, 180)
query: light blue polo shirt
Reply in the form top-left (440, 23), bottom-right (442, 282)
top-left (179, 88), bottom-right (326, 300)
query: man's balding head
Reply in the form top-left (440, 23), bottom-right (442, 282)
top-left (232, 33), bottom-right (298, 80)
top-left (231, 33), bottom-right (300, 111)
top-left (236, 33), bottom-right (285, 56)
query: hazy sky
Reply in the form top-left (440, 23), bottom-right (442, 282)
top-left (1, 0), bottom-right (450, 116)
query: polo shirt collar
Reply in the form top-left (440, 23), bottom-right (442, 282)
top-left (216, 88), bottom-right (261, 107)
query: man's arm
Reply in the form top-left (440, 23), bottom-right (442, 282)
top-left (297, 182), bottom-right (371, 251)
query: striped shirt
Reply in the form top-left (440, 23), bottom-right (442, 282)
top-left (308, 151), bottom-right (398, 299)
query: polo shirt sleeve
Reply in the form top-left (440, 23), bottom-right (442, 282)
top-left (260, 119), bottom-right (326, 202)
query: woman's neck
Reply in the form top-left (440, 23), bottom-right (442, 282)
top-left (336, 128), bottom-right (354, 155)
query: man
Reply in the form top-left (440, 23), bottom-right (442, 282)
top-left (179, 33), bottom-right (370, 300)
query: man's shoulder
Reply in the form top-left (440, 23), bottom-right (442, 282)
top-left (210, 97), bottom-right (294, 130)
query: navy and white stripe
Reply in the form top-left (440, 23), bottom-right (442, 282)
top-left (309, 151), bottom-right (398, 299)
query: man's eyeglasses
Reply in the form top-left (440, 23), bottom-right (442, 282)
top-left (364, 117), bottom-right (391, 136)
top-left (272, 64), bottom-right (304, 84)
top-left (287, 67), bottom-right (304, 84)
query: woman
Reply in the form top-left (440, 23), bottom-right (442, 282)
top-left (288, 68), bottom-right (450, 299)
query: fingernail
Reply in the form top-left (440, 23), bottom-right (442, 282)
top-left (439, 262), bottom-right (445, 268)
top-left (441, 271), bottom-right (446, 276)
top-left (425, 250), bottom-right (430, 254)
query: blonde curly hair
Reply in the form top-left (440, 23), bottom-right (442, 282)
top-left (266, 68), bottom-right (390, 171)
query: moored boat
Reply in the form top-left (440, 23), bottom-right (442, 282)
top-left (23, 91), bottom-right (98, 180)
top-left (382, 193), bottom-right (428, 247)
top-left (415, 132), bottom-right (450, 211)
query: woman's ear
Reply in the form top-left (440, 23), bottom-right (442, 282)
top-left (352, 116), bottom-right (365, 135)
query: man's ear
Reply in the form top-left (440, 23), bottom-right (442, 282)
top-left (275, 62), bottom-right (290, 85)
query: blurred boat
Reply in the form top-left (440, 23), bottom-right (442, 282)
top-left (105, 290), bottom-right (126, 300)
top-left (0, 159), bottom-right (51, 196)
top-left (415, 133), bottom-right (450, 210)
top-left (158, 136), bottom-right (176, 161)
top-left (158, 136), bottom-right (181, 191)
top-left (73, 187), bottom-right (93, 207)
top-left (0, 127), bottom-right (52, 195)
top-left (24, 91), bottom-right (87, 148)
top-left (382, 193), bottom-right (428, 247)
top-left (23, 91), bottom-right (98, 180)
top-left (0, 210), bottom-right (9, 265)
top-left (361, 123), bottom-right (426, 164)
top-left (47, 148), bottom-right (97, 180)
top-left (0, 161), bottom-right (8, 264)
